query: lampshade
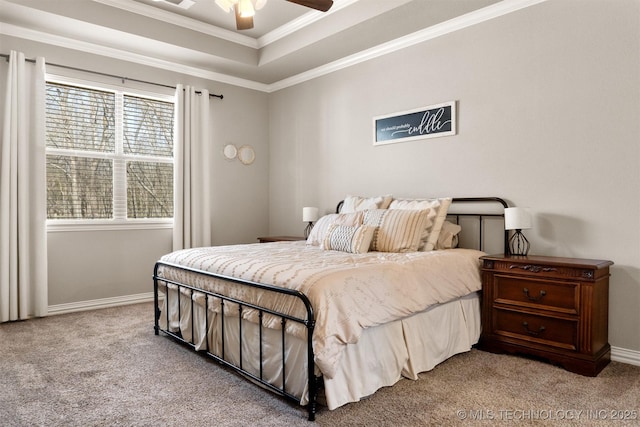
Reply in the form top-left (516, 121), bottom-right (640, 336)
top-left (302, 207), bottom-right (319, 223)
top-left (504, 207), bottom-right (532, 230)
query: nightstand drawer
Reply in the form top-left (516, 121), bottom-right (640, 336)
top-left (494, 308), bottom-right (578, 351)
top-left (494, 275), bottom-right (579, 314)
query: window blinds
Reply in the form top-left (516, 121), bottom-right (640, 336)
top-left (45, 82), bottom-right (174, 221)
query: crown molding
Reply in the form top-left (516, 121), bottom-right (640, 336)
top-left (2, 0), bottom-right (547, 94)
top-left (0, 22), bottom-right (270, 92)
top-left (256, 0), bottom-right (359, 48)
top-left (93, 0), bottom-right (355, 50)
top-left (92, 0), bottom-right (259, 48)
top-left (266, 0), bottom-right (549, 92)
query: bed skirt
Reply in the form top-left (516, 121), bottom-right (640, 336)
top-left (157, 285), bottom-right (480, 411)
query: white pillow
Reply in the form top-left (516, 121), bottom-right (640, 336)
top-left (363, 209), bottom-right (432, 253)
top-left (340, 194), bottom-right (393, 213)
top-left (389, 197), bottom-right (452, 251)
top-left (306, 212), bottom-right (364, 246)
top-left (323, 224), bottom-right (376, 254)
top-left (435, 221), bottom-right (462, 250)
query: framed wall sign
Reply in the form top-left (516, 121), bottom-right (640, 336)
top-left (373, 101), bottom-right (457, 146)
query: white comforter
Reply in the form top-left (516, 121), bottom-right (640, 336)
top-left (158, 242), bottom-right (483, 379)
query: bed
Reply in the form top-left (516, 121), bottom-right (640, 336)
top-left (153, 196), bottom-right (508, 420)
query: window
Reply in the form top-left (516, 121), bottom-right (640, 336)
top-left (45, 79), bottom-right (174, 228)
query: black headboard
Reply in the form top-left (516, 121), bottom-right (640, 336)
top-left (335, 197), bottom-right (508, 254)
top-left (447, 197), bottom-right (508, 254)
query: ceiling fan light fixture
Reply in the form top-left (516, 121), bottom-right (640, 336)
top-left (215, 0), bottom-right (235, 13)
top-left (237, 0), bottom-right (255, 17)
top-left (218, 0), bottom-right (332, 31)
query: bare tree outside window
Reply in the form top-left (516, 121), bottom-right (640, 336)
top-left (123, 95), bottom-right (174, 218)
top-left (47, 155), bottom-right (113, 219)
top-left (127, 161), bottom-right (173, 218)
top-left (45, 81), bottom-right (174, 222)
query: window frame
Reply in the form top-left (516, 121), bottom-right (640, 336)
top-left (45, 74), bottom-right (175, 232)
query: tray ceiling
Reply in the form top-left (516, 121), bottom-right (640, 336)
top-left (1, 0), bottom-right (543, 91)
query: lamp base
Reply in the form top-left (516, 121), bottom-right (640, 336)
top-left (509, 229), bottom-right (530, 256)
top-left (304, 222), bottom-right (314, 239)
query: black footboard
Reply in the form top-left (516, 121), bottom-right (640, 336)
top-left (153, 261), bottom-right (320, 421)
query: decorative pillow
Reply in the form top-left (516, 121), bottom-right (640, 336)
top-left (424, 198), bottom-right (452, 251)
top-left (435, 221), bottom-right (462, 250)
top-left (306, 212), bottom-right (364, 246)
top-left (388, 199), bottom-right (437, 250)
top-left (323, 224), bottom-right (376, 254)
top-left (389, 197), bottom-right (452, 251)
top-left (363, 209), bottom-right (431, 253)
top-left (340, 194), bottom-right (393, 213)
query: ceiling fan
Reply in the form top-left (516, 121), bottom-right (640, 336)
top-left (215, 0), bottom-right (334, 30)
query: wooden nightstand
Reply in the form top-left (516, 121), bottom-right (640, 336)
top-left (257, 236), bottom-right (306, 243)
top-left (477, 254), bottom-right (613, 376)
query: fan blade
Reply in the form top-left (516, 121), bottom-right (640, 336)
top-left (286, 0), bottom-right (333, 12)
top-left (234, 5), bottom-right (254, 30)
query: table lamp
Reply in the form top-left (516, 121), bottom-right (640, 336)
top-left (504, 207), bottom-right (532, 256)
top-left (302, 207), bottom-right (319, 238)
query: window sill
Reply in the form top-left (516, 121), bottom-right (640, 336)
top-left (47, 220), bottom-right (173, 232)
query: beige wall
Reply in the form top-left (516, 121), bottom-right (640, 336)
top-left (268, 0), bottom-right (640, 352)
top-left (2, 0), bottom-right (639, 353)
top-left (2, 36), bottom-right (271, 306)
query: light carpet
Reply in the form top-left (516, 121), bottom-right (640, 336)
top-left (1, 302), bottom-right (638, 426)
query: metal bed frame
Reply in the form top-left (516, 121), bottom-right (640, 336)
top-left (153, 197), bottom-right (509, 421)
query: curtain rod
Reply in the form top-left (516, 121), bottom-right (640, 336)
top-left (1, 53), bottom-right (223, 100)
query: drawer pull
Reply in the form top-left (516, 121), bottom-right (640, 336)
top-left (523, 288), bottom-right (546, 302)
top-left (509, 264), bottom-right (558, 273)
top-left (522, 321), bottom-right (546, 336)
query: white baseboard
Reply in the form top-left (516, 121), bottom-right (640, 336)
top-left (47, 292), bottom-right (155, 316)
top-left (47, 294), bottom-right (640, 368)
top-left (611, 346), bottom-right (640, 367)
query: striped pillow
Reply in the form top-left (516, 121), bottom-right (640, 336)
top-left (389, 197), bottom-right (452, 251)
top-left (306, 212), bottom-right (364, 246)
top-left (363, 209), bottom-right (433, 253)
top-left (323, 224), bottom-right (376, 254)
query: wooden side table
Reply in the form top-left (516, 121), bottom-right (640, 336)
top-left (477, 254), bottom-right (613, 376)
top-left (257, 236), bottom-right (306, 243)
